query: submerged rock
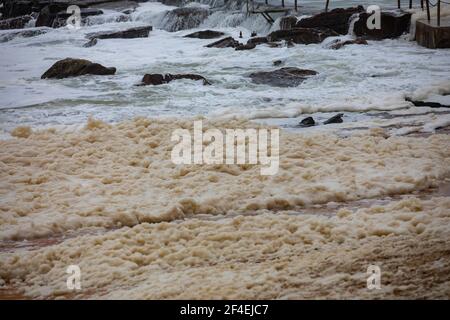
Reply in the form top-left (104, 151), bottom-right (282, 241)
top-left (273, 60), bottom-right (283, 66)
top-left (299, 117), bottom-right (316, 127)
top-left (87, 26), bottom-right (152, 39)
top-left (267, 27), bottom-right (339, 44)
top-left (296, 6), bottom-right (364, 35)
top-left (161, 7), bottom-right (209, 32)
top-left (141, 73), bottom-right (211, 86)
top-left (405, 98), bottom-right (450, 108)
top-left (0, 15), bottom-right (32, 30)
top-left (235, 43), bottom-right (256, 51)
top-left (184, 30), bottom-right (224, 39)
top-left (247, 36), bottom-right (268, 46)
top-left (353, 11), bottom-right (411, 40)
top-left (249, 67), bottom-right (318, 87)
top-left (83, 38), bottom-right (98, 48)
top-left (0, 27), bottom-right (50, 43)
top-left (329, 38), bottom-right (368, 49)
top-left (41, 58), bottom-right (116, 79)
top-left (324, 113), bottom-right (344, 124)
top-left (205, 36), bottom-right (241, 48)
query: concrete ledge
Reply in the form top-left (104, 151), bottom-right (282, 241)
top-left (416, 19), bottom-right (450, 49)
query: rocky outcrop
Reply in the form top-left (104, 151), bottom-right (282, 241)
top-left (279, 16), bottom-right (297, 31)
top-left (405, 97), bottom-right (450, 108)
top-left (249, 67), bottom-right (317, 87)
top-left (160, 7), bottom-right (209, 32)
top-left (205, 36), bottom-right (241, 48)
top-left (87, 26), bottom-right (152, 39)
top-left (235, 43), bottom-right (256, 51)
top-left (0, 15), bottom-right (32, 29)
top-left (324, 113), bottom-right (344, 124)
top-left (41, 58), bottom-right (116, 79)
top-left (299, 116), bottom-right (316, 127)
top-left (141, 73), bottom-right (211, 86)
top-left (267, 27), bottom-right (339, 44)
top-left (1, 0), bottom-right (34, 19)
top-left (35, 4), bottom-right (68, 28)
top-left (353, 11), bottom-right (411, 40)
top-left (329, 37), bottom-right (368, 49)
top-left (296, 6), bottom-right (364, 35)
top-left (184, 30), bottom-right (224, 39)
top-left (247, 36), bottom-right (268, 46)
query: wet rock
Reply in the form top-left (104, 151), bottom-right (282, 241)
top-left (235, 43), bottom-right (256, 51)
top-left (249, 67), bottom-right (317, 87)
top-left (160, 0), bottom-right (185, 6)
top-left (2, 0), bottom-right (33, 19)
top-left (87, 26), bottom-right (152, 39)
top-left (247, 36), bottom-right (268, 46)
top-left (299, 116), bottom-right (316, 127)
top-left (273, 60), bottom-right (283, 66)
top-left (405, 98), bottom-right (450, 108)
top-left (267, 27), bottom-right (339, 44)
top-left (83, 37), bottom-right (97, 47)
top-left (141, 73), bottom-right (211, 86)
top-left (0, 15), bottom-right (32, 29)
top-left (205, 36), bottom-right (241, 48)
top-left (296, 6), bottom-right (364, 35)
top-left (354, 11), bottom-right (412, 40)
top-left (280, 16), bottom-right (297, 31)
top-left (35, 4), bottom-right (67, 28)
top-left (266, 42), bottom-right (282, 48)
top-left (329, 37), bottom-right (368, 49)
top-left (184, 30), bottom-right (224, 39)
top-left (161, 7), bottom-right (209, 32)
top-left (41, 58), bottom-right (116, 79)
top-left (251, 31), bottom-right (257, 37)
top-left (323, 113), bottom-right (344, 124)
top-left (0, 27), bottom-right (50, 43)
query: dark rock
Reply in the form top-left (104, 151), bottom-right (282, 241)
top-left (83, 37), bottom-right (97, 47)
top-left (267, 27), bottom-right (339, 44)
top-left (141, 73), bottom-right (211, 86)
top-left (247, 36), bottom-right (268, 46)
top-left (273, 60), bottom-right (283, 66)
top-left (249, 67), bottom-right (317, 87)
top-left (323, 113), bottom-right (344, 124)
top-left (0, 27), bottom-right (50, 43)
top-left (299, 116), bottom-right (315, 127)
top-left (266, 42), bottom-right (282, 48)
top-left (235, 43), bottom-right (256, 51)
top-left (87, 26), bottom-right (152, 39)
top-left (353, 11), bottom-right (411, 40)
top-left (405, 97), bottom-right (450, 108)
top-left (161, 7), bottom-right (209, 32)
top-left (184, 30), bottom-right (224, 39)
top-left (0, 15), bottom-right (32, 30)
top-left (329, 37), bottom-right (368, 49)
top-left (160, 0), bottom-right (185, 6)
top-left (251, 31), bottom-right (257, 37)
top-left (205, 36), bottom-right (241, 48)
top-left (41, 58), bottom-right (116, 79)
top-left (285, 39), bottom-right (295, 47)
top-left (35, 4), bottom-right (68, 28)
top-left (296, 6), bottom-right (364, 35)
top-left (280, 16), bottom-right (297, 30)
top-left (2, 0), bottom-right (33, 19)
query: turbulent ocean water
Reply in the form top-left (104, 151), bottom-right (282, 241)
top-left (0, 0), bottom-right (449, 137)
top-left (1, 1), bottom-right (450, 300)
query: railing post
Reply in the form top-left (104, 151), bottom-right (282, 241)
top-left (265, 0), bottom-right (268, 5)
top-left (426, 0), bottom-right (430, 21)
top-left (409, 0), bottom-right (412, 9)
top-left (295, 0), bottom-right (298, 11)
top-left (282, 0), bottom-right (285, 8)
top-left (326, 0), bottom-right (330, 12)
top-left (421, 0), bottom-right (424, 10)
top-left (398, 0), bottom-right (401, 9)
top-left (437, 0), bottom-right (441, 26)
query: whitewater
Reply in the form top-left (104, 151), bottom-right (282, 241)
top-left (1, 0), bottom-right (450, 300)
